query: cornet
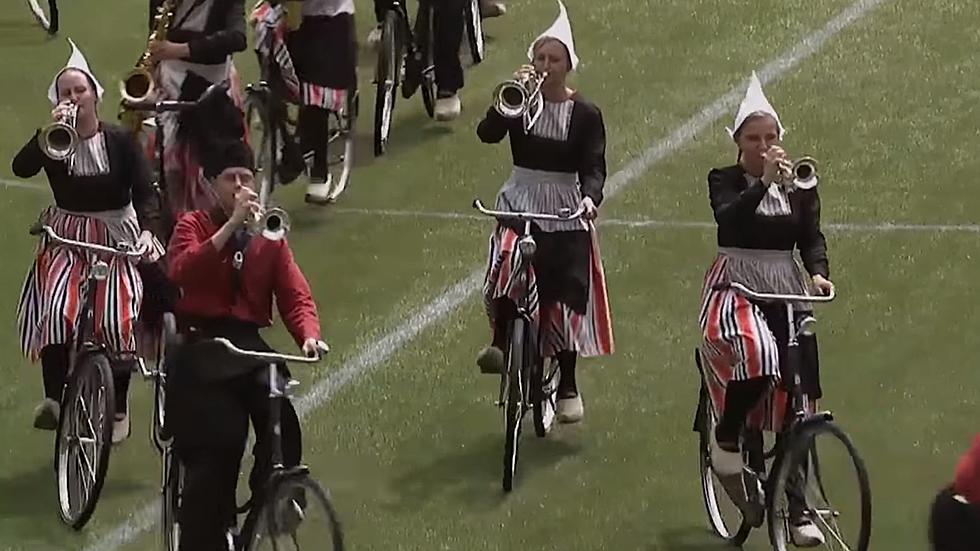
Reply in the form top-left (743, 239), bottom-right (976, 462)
top-left (248, 206), bottom-right (290, 241)
top-left (40, 102), bottom-right (79, 161)
top-left (492, 66), bottom-right (547, 130)
top-left (780, 156), bottom-right (819, 190)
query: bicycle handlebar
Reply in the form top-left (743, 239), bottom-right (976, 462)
top-left (472, 199), bottom-right (585, 222)
top-left (31, 224), bottom-right (148, 258)
top-left (713, 281), bottom-right (836, 303)
top-left (209, 337), bottom-right (328, 364)
top-left (121, 81), bottom-right (229, 113)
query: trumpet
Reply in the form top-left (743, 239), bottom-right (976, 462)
top-left (492, 66), bottom-right (547, 129)
top-left (248, 206), bottom-right (290, 241)
top-left (40, 102), bottom-right (79, 161)
top-left (780, 156), bottom-right (819, 190)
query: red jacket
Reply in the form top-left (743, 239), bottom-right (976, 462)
top-left (954, 434), bottom-right (980, 503)
top-left (168, 210), bottom-right (320, 346)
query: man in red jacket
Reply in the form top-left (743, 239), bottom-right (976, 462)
top-left (930, 434), bottom-right (980, 551)
top-left (166, 140), bottom-right (325, 551)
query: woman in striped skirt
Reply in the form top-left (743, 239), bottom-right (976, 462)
top-left (698, 73), bottom-right (834, 547)
top-left (476, 1), bottom-right (613, 424)
top-left (13, 40), bottom-right (165, 443)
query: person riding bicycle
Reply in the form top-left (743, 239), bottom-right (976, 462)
top-left (165, 139), bottom-right (325, 550)
top-left (367, 0), bottom-right (469, 121)
top-left (250, 0), bottom-right (357, 203)
top-left (475, 1), bottom-right (613, 424)
top-left (697, 72), bottom-right (834, 547)
top-left (930, 434), bottom-right (980, 551)
top-left (13, 39), bottom-right (167, 444)
top-left (143, 0), bottom-right (249, 215)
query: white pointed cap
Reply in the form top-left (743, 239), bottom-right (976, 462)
top-left (726, 72), bottom-right (784, 139)
top-left (48, 38), bottom-right (104, 105)
top-left (527, 1), bottom-right (579, 71)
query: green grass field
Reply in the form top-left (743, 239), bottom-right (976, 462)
top-left (1, 0), bottom-right (978, 549)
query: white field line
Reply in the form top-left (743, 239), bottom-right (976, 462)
top-left (72, 0), bottom-right (888, 547)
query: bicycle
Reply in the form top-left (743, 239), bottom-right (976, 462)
top-left (157, 336), bottom-right (344, 550)
top-left (694, 282), bottom-right (872, 550)
top-left (27, 0), bottom-right (58, 34)
top-left (28, 224), bottom-right (150, 529)
top-left (372, 0), bottom-right (485, 157)
top-left (472, 198), bottom-right (584, 492)
top-left (248, 2), bottom-right (358, 205)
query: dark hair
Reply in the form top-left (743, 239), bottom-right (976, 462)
top-left (732, 111), bottom-right (778, 140)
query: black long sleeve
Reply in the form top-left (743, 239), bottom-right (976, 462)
top-left (477, 107), bottom-right (511, 144)
top-left (708, 167), bottom-right (768, 225)
top-left (186, 0), bottom-right (247, 63)
top-left (796, 190), bottom-right (830, 278)
top-left (578, 105), bottom-right (606, 206)
top-left (12, 131), bottom-right (45, 178)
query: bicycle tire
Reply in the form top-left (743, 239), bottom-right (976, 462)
top-left (324, 90), bottom-right (357, 201)
top-left (245, 474), bottom-right (344, 551)
top-left (244, 91), bottom-right (276, 204)
top-left (28, 0), bottom-right (58, 34)
top-left (464, 0), bottom-right (485, 65)
top-left (161, 449), bottom-right (183, 551)
top-left (531, 357), bottom-right (557, 437)
top-left (767, 420), bottom-right (872, 551)
top-left (502, 318), bottom-right (525, 492)
top-left (373, 11), bottom-right (402, 156)
top-left (696, 386), bottom-right (754, 545)
top-left (55, 353), bottom-right (115, 529)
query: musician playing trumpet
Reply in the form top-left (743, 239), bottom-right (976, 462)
top-left (476, 1), bottom-right (613, 424)
top-left (12, 39), bottom-right (167, 443)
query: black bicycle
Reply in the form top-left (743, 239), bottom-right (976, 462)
top-left (27, 0), bottom-right (58, 34)
top-left (249, 6), bottom-right (358, 204)
top-left (695, 282), bottom-right (872, 550)
top-left (373, 0), bottom-right (485, 156)
top-left (472, 199), bottom-right (583, 492)
top-left (157, 337), bottom-right (344, 551)
top-left (29, 225), bottom-right (149, 529)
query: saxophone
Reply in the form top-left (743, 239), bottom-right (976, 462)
top-left (120, 0), bottom-right (177, 105)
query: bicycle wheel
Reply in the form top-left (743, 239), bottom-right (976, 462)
top-left (244, 89), bottom-right (276, 204)
top-left (463, 0), bottom-right (485, 65)
top-left (768, 420), bottom-right (872, 551)
top-left (418, 5), bottom-right (437, 119)
top-left (152, 313), bottom-right (177, 449)
top-left (531, 357), bottom-right (558, 437)
top-left (373, 11), bottom-right (403, 156)
top-left (55, 353), bottom-right (115, 529)
top-left (696, 386), bottom-right (755, 545)
top-left (246, 474), bottom-right (344, 551)
top-left (161, 448), bottom-right (183, 551)
top-left (502, 318), bottom-right (527, 492)
top-left (324, 90), bottom-right (357, 202)
top-left (27, 0), bottom-right (58, 34)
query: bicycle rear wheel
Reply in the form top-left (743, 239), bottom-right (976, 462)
top-left (160, 448), bottom-right (183, 551)
top-left (418, 6), bottom-right (437, 119)
top-left (373, 11), bottom-right (403, 156)
top-left (322, 91), bottom-right (357, 202)
top-left (27, 0), bottom-right (58, 34)
top-left (55, 353), bottom-right (115, 529)
top-left (244, 89), bottom-right (277, 204)
top-left (768, 420), bottom-right (872, 551)
top-left (246, 474), bottom-right (344, 551)
top-left (463, 0), bottom-right (485, 65)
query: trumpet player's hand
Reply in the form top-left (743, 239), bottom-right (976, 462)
top-left (812, 274), bottom-right (834, 296)
top-left (229, 188), bottom-right (260, 227)
top-left (580, 196), bottom-right (598, 221)
top-left (148, 40), bottom-right (190, 62)
top-left (761, 146), bottom-right (790, 185)
top-left (50, 100), bottom-right (73, 123)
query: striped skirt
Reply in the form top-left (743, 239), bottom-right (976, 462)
top-left (698, 249), bottom-right (818, 432)
top-left (483, 224), bottom-right (614, 359)
top-left (17, 208), bottom-right (144, 361)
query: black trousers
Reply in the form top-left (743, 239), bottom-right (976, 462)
top-left (167, 320), bottom-right (302, 551)
top-left (930, 486), bottom-right (980, 551)
top-left (374, 0), bottom-right (465, 92)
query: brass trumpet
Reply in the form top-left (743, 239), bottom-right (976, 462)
top-left (40, 102), bottom-right (79, 161)
top-left (248, 206), bottom-right (290, 241)
top-left (492, 66), bottom-right (547, 129)
top-left (781, 156), bottom-right (819, 190)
